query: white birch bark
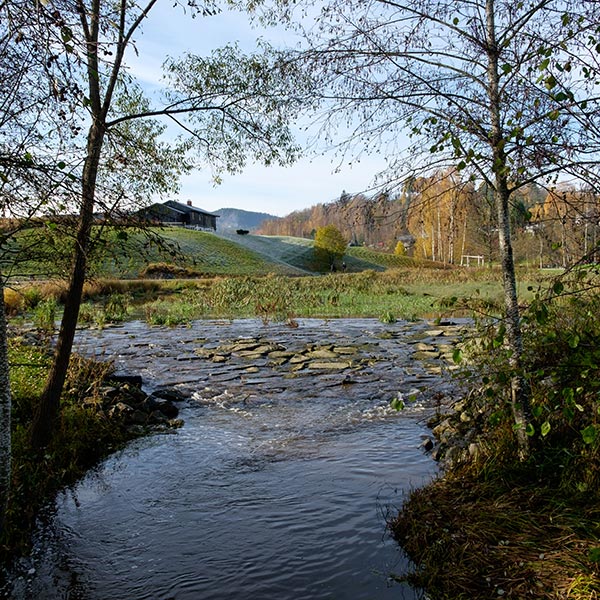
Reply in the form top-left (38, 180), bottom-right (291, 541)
top-left (0, 279), bottom-right (11, 530)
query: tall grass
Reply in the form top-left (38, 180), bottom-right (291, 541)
top-left (5, 268), bottom-right (548, 326)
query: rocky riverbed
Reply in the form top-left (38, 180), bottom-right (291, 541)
top-left (73, 317), bottom-right (469, 423)
top-left (7, 318), bottom-right (473, 600)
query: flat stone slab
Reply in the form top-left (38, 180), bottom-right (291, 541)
top-left (306, 349), bottom-right (340, 359)
top-left (289, 355), bottom-right (311, 364)
top-left (268, 351), bottom-right (295, 359)
top-left (308, 361), bottom-right (351, 370)
top-left (414, 342), bottom-right (437, 352)
top-left (225, 341), bottom-right (262, 353)
top-left (333, 346), bottom-right (358, 355)
top-left (424, 329), bottom-right (445, 337)
top-left (236, 351), bottom-right (269, 359)
top-left (412, 351), bottom-right (441, 360)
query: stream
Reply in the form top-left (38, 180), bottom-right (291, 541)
top-left (6, 318), bottom-right (466, 600)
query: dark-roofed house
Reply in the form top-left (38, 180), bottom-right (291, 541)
top-left (138, 200), bottom-right (219, 230)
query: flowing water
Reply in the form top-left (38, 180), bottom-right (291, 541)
top-left (6, 318), bottom-right (465, 600)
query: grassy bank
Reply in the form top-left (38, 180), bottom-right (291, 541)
top-left (5, 266), bottom-right (548, 327)
top-left (391, 465), bottom-right (600, 599)
top-left (1, 335), bottom-right (159, 563)
top-left (390, 275), bottom-right (600, 599)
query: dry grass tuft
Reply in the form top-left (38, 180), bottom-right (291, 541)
top-left (390, 470), bottom-right (600, 599)
top-left (3, 288), bottom-right (24, 314)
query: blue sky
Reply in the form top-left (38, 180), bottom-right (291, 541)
top-left (124, 2), bottom-right (388, 217)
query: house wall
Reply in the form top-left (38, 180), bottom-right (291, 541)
top-left (139, 202), bottom-right (217, 230)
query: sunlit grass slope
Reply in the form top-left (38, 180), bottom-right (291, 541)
top-left (94, 229), bottom-right (304, 277)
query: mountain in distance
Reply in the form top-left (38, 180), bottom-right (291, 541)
top-left (215, 208), bottom-right (280, 233)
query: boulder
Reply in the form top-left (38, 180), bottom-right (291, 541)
top-left (144, 397), bottom-right (179, 418)
top-left (152, 388), bottom-right (188, 403)
top-left (148, 410), bottom-right (168, 424)
top-left (98, 385), bottom-right (121, 400)
top-left (108, 402), bottom-right (133, 419)
top-left (130, 410), bottom-right (149, 425)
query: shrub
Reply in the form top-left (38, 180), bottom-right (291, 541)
top-left (143, 299), bottom-right (197, 326)
top-left (32, 298), bottom-right (57, 333)
top-left (103, 292), bottom-right (131, 322)
top-left (394, 240), bottom-right (406, 256)
top-left (457, 278), bottom-right (600, 496)
top-left (3, 288), bottom-right (24, 315)
top-left (139, 262), bottom-right (203, 279)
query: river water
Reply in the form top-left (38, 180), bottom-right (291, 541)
top-left (6, 318), bottom-right (465, 600)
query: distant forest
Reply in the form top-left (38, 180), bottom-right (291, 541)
top-left (258, 169), bottom-right (599, 268)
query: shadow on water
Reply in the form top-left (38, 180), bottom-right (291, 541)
top-left (5, 318), bottom-right (467, 600)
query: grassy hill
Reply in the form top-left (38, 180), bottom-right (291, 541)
top-left (106, 229), bottom-right (447, 278)
top-left (8, 226), bottom-right (447, 281)
top-left (94, 228), bottom-right (415, 278)
top-left (213, 232), bottom-right (439, 274)
top-left (93, 229), bottom-right (309, 278)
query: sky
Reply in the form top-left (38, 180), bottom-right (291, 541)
top-left (125, 2), bottom-right (389, 217)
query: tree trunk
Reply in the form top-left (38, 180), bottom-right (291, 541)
top-left (30, 121), bottom-right (105, 449)
top-left (448, 192), bottom-right (456, 264)
top-left (460, 209), bottom-right (467, 264)
top-left (485, 0), bottom-right (530, 459)
top-left (437, 204), bottom-right (444, 263)
top-left (0, 279), bottom-right (11, 532)
top-left (495, 181), bottom-right (530, 455)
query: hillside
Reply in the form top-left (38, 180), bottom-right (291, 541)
top-left (213, 232), bottom-right (437, 274)
top-left (215, 232), bottom-right (400, 273)
top-left (91, 229), bottom-right (304, 277)
top-left (13, 227), bottom-right (441, 281)
top-left (215, 208), bottom-right (279, 233)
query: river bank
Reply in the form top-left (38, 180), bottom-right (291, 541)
top-left (392, 465), bottom-right (600, 599)
top-left (2, 328), bottom-right (185, 568)
top-left (389, 291), bottom-right (600, 600)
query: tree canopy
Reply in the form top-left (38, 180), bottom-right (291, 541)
top-left (314, 224), bottom-right (347, 268)
top-left (281, 0), bottom-right (600, 456)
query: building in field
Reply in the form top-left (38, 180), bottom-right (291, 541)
top-left (138, 200), bottom-right (219, 230)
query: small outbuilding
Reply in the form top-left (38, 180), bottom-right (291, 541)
top-left (138, 200), bottom-right (219, 230)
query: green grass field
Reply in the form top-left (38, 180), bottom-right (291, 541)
top-left (5, 226), bottom-right (555, 325)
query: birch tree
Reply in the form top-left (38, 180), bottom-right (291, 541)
top-left (289, 0), bottom-right (600, 457)
top-left (0, 0), bottom-right (308, 449)
top-left (0, 281), bottom-right (9, 533)
top-left (0, 0), bottom-right (85, 524)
